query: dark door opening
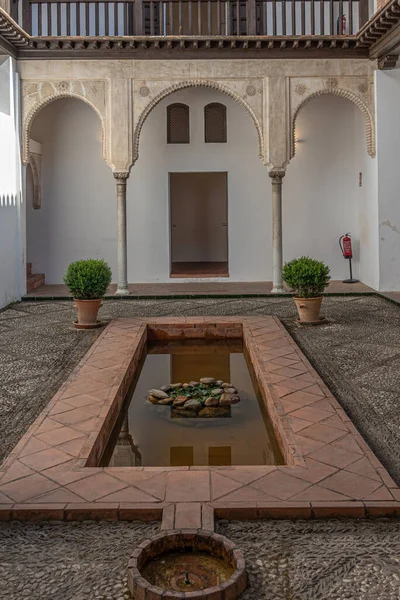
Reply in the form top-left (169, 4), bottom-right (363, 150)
top-left (169, 172), bottom-right (228, 278)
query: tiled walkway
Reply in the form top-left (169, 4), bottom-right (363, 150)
top-left (23, 280), bottom-right (374, 299)
top-left (0, 316), bottom-right (398, 523)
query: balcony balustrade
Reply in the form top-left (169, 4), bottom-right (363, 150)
top-left (17, 0), bottom-right (368, 37)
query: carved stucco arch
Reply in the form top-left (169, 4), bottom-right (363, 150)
top-left (22, 93), bottom-right (108, 166)
top-left (291, 88), bottom-right (375, 159)
top-left (132, 80), bottom-right (265, 165)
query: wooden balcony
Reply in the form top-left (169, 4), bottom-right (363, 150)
top-left (2, 0), bottom-right (400, 62)
top-left (20, 0), bottom-right (368, 37)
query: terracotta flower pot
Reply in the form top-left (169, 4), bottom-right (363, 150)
top-left (74, 298), bottom-right (103, 329)
top-left (294, 296), bottom-right (323, 323)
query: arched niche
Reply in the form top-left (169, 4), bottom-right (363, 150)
top-left (291, 88), bottom-right (375, 160)
top-left (132, 80), bottom-right (264, 165)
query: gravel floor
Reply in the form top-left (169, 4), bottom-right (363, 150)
top-left (0, 521), bottom-right (159, 600)
top-left (0, 519), bottom-right (399, 600)
top-left (217, 519), bottom-right (400, 600)
top-left (0, 295), bottom-right (399, 482)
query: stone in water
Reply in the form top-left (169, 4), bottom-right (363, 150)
top-left (184, 399), bottom-right (202, 411)
top-left (173, 395), bottom-right (188, 407)
top-left (157, 398), bottom-right (173, 405)
top-left (219, 393), bottom-right (240, 406)
top-left (147, 395), bottom-right (159, 404)
top-left (211, 388), bottom-right (223, 396)
top-left (149, 389), bottom-right (169, 399)
top-left (224, 387), bottom-right (238, 394)
top-left (205, 397), bottom-right (219, 407)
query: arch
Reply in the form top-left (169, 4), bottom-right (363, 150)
top-left (291, 88), bottom-right (375, 159)
top-left (23, 93), bottom-right (108, 166)
top-left (167, 103), bottom-right (190, 144)
top-left (133, 80), bottom-right (264, 164)
top-left (204, 102), bottom-right (227, 143)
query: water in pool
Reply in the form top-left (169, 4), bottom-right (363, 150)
top-left (103, 340), bottom-right (283, 467)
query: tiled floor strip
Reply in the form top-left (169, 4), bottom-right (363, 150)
top-left (21, 280), bottom-right (375, 300)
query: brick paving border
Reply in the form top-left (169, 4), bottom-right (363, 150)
top-left (0, 316), bottom-right (399, 522)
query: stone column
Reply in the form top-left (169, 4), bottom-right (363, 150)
top-left (269, 170), bottom-right (285, 294)
top-left (114, 172), bottom-right (130, 295)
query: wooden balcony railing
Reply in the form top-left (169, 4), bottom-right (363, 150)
top-left (21, 0), bottom-right (369, 37)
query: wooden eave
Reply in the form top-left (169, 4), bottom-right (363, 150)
top-left (2, 4), bottom-right (400, 64)
top-left (358, 0), bottom-right (400, 67)
top-left (0, 10), bottom-right (30, 55)
top-left (17, 35), bottom-right (368, 59)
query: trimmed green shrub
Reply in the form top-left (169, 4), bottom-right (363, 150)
top-left (282, 256), bottom-right (330, 298)
top-left (64, 259), bottom-right (112, 299)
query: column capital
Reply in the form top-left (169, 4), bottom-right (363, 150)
top-left (268, 169), bottom-right (286, 183)
top-left (113, 171), bottom-right (129, 181)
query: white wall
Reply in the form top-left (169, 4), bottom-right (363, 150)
top-left (129, 87), bottom-right (268, 282)
top-left (26, 87), bottom-right (375, 285)
top-left (376, 68), bottom-right (400, 291)
top-left (0, 57), bottom-right (23, 309)
top-left (354, 106), bottom-right (379, 289)
top-left (285, 94), bottom-right (368, 281)
top-left (27, 98), bottom-right (116, 284)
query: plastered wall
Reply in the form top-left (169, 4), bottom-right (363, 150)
top-left (26, 86), bottom-right (372, 285)
top-left (0, 58), bottom-right (23, 309)
top-left (376, 68), bottom-right (400, 291)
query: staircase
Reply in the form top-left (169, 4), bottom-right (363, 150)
top-left (26, 263), bottom-right (45, 293)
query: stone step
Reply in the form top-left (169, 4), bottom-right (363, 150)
top-left (26, 262), bottom-right (32, 277)
top-left (27, 273), bottom-right (45, 293)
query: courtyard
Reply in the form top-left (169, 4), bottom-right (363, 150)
top-left (0, 295), bottom-right (399, 598)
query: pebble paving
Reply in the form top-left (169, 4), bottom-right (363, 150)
top-left (0, 519), bottom-right (399, 599)
top-left (0, 296), bottom-right (400, 599)
top-left (0, 521), bottom-right (159, 600)
top-left (217, 519), bottom-right (400, 600)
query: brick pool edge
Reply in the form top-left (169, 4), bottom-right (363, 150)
top-left (0, 316), bottom-right (399, 521)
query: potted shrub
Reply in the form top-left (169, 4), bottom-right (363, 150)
top-left (282, 256), bottom-right (331, 323)
top-left (64, 259), bottom-right (112, 329)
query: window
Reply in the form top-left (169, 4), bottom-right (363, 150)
top-left (204, 103), bottom-right (227, 143)
top-left (167, 103), bottom-right (190, 144)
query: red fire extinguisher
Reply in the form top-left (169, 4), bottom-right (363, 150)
top-left (339, 233), bottom-right (358, 283)
top-left (337, 14), bottom-right (346, 34)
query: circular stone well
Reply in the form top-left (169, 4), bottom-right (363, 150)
top-left (127, 530), bottom-right (247, 599)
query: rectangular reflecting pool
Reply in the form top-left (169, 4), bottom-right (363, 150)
top-left (102, 340), bottom-right (284, 467)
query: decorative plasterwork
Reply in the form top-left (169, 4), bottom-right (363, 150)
top-left (131, 79), bottom-right (265, 165)
top-left (289, 77), bottom-right (376, 159)
top-left (21, 80), bottom-right (108, 165)
top-left (28, 152), bottom-right (41, 209)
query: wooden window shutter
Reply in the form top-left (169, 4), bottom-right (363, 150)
top-left (167, 103), bottom-right (190, 144)
top-left (204, 103), bottom-right (227, 143)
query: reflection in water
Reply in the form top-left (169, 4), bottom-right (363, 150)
top-left (108, 415), bottom-right (142, 467)
top-left (105, 341), bottom-right (283, 467)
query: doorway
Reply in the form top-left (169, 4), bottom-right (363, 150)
top-left (169, 172), bottom-right (228, 278)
